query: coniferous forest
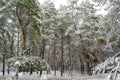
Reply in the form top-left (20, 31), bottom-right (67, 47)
top-left (0, 0), bottom-right (120, 80)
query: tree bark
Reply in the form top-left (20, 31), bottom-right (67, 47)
top-left (40, 39), bottom-right (46, 76)
top-left (22, 27), bottom-right (27, 50)
top-left (53, 39), bottom-right (56, 76)
top-left (30, 64), bottom-right (33, 75)
top-left (42, 39), bottom-right (45, 59)
top-left (68, 47), bottom-right (71, 70)
top-left (47, 46), bottom-right (50, 74)
top-left (10, 32), bottom-right (14, 57)
top-left (60, 29), bottom-right (64, 76)
top-left (48, 47), bottom-right (50, 65)
top-left (17, 29), bottom-right (20, 56)
top-left (16, 5), bottom-right (30, 52)
top-left (79, 55), bottom-right (85, 74)
top-left (3, 54), bottom-right (5, 76)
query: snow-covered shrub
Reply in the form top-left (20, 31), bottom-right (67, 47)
top-left (93, 57), bottom-right (116, 74)
top-left (7, 56), bottom-right (50, 73)
top-left (94, 55), bottom-right (120, 80)
top-left (107, 57), bottom-right (120, 80)
top-left (6, 56), bottom-right (50, 80)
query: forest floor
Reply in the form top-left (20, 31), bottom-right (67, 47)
top-left (0, 71), bottom-right (108, 80)
top-left (0, 76), bottom-right (107, 80)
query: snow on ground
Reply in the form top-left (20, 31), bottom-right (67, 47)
top-left (0, 71), bottom-right (108, 80)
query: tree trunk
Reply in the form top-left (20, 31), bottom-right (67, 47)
top-left (17, 29), bottom-right (20, 56)
top-left (30, 64), bottom-right (33, 75)
top-left (79, 55), bottom-right (85, 74)
top-left (60, 29), bottom-right (64, 76)
top-left (68, 47), bottom-right (72, 74)
top-left (53, 39), bottom-right (56, 76)
top-left (22, 26), bottom-right (27, 51)
top-left (40, 39), bottom-right (46, 76)
top-left (86, 62), bottom-right (92, 76)
top-left (16, 5), bottom-right (30, 53)
top-left (10, 32), bottom-right (14, 57)
top-left (47, 46), bottom-right (50, 74)
top-left (42, 39), bottom-right (45, 59)
top-left (7, 65), bottom-right (10, 74)
top-left (3, 54), bottom-right (5, 76)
